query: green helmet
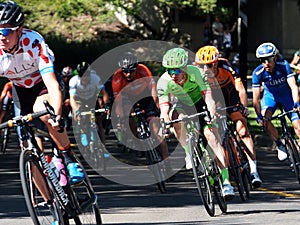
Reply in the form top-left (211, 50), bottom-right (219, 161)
top-left (162, 48), bottom-right (188, 68)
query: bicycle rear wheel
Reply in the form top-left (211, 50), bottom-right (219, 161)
top-left (286, 137), bottom-right (300, 185)
top-left (189, 138), bottom-right (215, 216)
top-left (226, 137), bottom-right (247, 201)
top-left (237, 141), bottom-right (252, 198)
top-left (212, 164), bottom-right (227, 214)
top-left (67, 155), bottom-right (102, 225)
top-left (20, 149), bottom-right (64, 225)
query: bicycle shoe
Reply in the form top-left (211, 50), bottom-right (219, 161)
top-left (222, 183), bottom-right (235, 200)
top-left (67, 162), bottom-right (85, 185)
top-left (250, 172), bottom-right (262, 188)
top-left (277, 144), bottom-right (287, 161)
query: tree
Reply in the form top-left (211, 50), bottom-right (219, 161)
top-left (104, 0), bottom-right (233, 47)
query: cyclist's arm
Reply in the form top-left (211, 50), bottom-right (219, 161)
top-left (235, 77), bottom-right (248, 107)
top-left (287, 76), bottom-right (300, 104)
top-left (42, 72), bottom-right (63, 116)
top-left (100, 88), bottom-right (110, 106)
top-left (252, 87), bottom-right (262, 116)
top-left (202, 88), bottom-right (216, 116)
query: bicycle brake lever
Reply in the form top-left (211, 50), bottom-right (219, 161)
top-left (43, 100), bottom-right (64, 133)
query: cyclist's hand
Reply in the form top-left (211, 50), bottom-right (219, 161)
top-left (256, 113), bottom-right (264, 126)
top-left (294, 102), bottom-right (300, 112)
top-left (48, 115), bottom-right (62, 131)
top-left (242, 107), bottom-right (250, 117)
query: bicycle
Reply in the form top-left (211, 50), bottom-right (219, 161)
top-left (215, 104), bottom-right (252, 201)
top-left (0, 100), bottom-right (102, 225)
top-left (0, 96), bottom-right (14, 153)
top-left (161, 111), bottom-right (227, 217)
top-left (75, 106), bottom-right (110, 172)
top-left (130, 104), bottom-right (167, 193)
top-left (268, 106), bottom-right (300, 185)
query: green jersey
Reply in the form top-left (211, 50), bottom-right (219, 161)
top-left (157, 65), bottom-right (209, 106)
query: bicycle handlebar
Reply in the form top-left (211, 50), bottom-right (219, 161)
top-left (269, 109), bottom-right (295, 120)
top-left (161, 111), bottom-right (208, 129)
top-left (0, 100), bottom-right (56, 130)
top-left (80, 108), bottom-right (108, 116)
top-left (216, 103), bottom-right (244, 114)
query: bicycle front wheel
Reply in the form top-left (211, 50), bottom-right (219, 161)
top-left (145, 139), bottom-right (166, 193)
top-left (68, 155), bottom-right (102, 225)
top-left (286, 137), bottom-right (300, 184)
top-left (20, 149), bottom-right (64, 225)
top-left (189, 138), bottom-right (215, 216)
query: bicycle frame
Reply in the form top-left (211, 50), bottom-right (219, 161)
top-left (270, 108), bottom-right (300, 184)
top-left (0, 101), bottom-right (102, 224)
top-left (162, 111), bottom-right (227, 216)
top-left (131, 105), bottom-right (166, 193)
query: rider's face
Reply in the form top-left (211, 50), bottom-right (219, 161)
top-left (0, 25), bottom-right (21, 52)
top-left (260, 56), bottom-right (276, 72)
top-left (198, 63), bottom-right (217, 78)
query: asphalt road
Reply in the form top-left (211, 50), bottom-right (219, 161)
top-left (1, 130), bottom-right (300, 225)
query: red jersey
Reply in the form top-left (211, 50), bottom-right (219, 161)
top-left (112, 64), bottom-right (156, 100)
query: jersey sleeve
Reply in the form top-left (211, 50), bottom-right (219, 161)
top-left (252, 66), bottom-right (262, 89)
top-left (68, 76), bottom-right (77, 96)
top-left (157, 73), bottom-right (170, 105)
top-left (29, 31), bottom-right (55, 75)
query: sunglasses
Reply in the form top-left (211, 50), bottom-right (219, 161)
top-left (122, 68), bottom-right (136, 74)
top-left (0, 26), bottom-right (19, 37)
top-left (197, 63), bottom-right (214, 69)
top-left (260, 56), bottom-right (275, 63)
top-left (167, 68), bottom-right (182, 75)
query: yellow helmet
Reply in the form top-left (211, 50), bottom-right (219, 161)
top-left (195, 46), bottom-right (219, 64)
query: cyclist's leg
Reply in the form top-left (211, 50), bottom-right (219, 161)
top-left (33, 90), bottom-right (85, 185)
top-left (261, 93), bottom-right (278, 140)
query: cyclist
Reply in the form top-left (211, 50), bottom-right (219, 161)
top-left (157, 47), bottom-right (235, 198)
top-left (290, 49), bottom-right (300, 84)
top-left (195, 45), bottom-right (262, 188)
top-left (61, 66), bottom-right (74, 130)
top-left (252, 42), bottom-right (300, 161)
top-left (0, 81), bottom-right (13, 123)
top-left (231, 53), bottom-right (240, 76)
top-left (0, 1), bottom-right (84, 185)
top-left (69, 61), bottom-right (109, 144)
top-left (111, 52), bottom-right (173, 177)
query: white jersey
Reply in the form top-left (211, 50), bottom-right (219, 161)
top-left (69, 70), bottom-right (104, 101)
top-left (0, 28), bottom-right (55, 88)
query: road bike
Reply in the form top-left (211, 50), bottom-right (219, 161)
top-left (268, 106), bottom-right (300, 185)
top-left (0, 100), bottom-right (102, 225)
top-left (216, 104), bottom-right (252, 201)
top-left (161, 111), bottom-right (227, 217)
top-left (130, 104), bottom-right (167, 193)
top-left (0, 97), bottom-right (14, 153)
top-left (75, 107), bottom-right (110, 172)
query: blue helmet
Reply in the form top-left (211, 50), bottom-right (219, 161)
top-left (256, 42), bottom-right (278, 58)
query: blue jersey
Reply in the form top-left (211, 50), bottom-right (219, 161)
top-left (252, 58), bottom-right (295, 98)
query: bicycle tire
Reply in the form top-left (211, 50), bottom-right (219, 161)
top-left (237, 140), bottom-right (252, 197)
top-left (145, 139), bottom-right (166, 193)
top-left (0, 127), bottom-right (9, 153)
top-left (20, 149), bottom-right (64, 225)
top-left (68, 155), bottom-right (103, 225)
top-left (226, 137), bottom-right (247, 201)
top-left (212, 163), bottom-right (227, 214)
top-left (189, 138), bottom-right (215, 216)
top-left (285, 137), bottom-right (300, 185)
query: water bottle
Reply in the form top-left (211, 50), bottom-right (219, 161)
top-left (46, 155), bottom-right (60, 179)
top-left (51, 155), bottom-right (68, 186)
